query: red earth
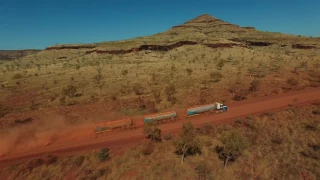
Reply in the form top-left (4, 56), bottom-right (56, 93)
top-left (0, 87), bottom-right (319, 169)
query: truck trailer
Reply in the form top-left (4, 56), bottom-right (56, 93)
top-left (144, 111), bottom-right (177, 124)
top-left (94, 118), bottom-right (136, 135)
top-left (187, 102), bottom-right (228, 116)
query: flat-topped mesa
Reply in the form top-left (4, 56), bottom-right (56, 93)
top-left (184, 14), bottom-right (221, 24)
top-left (170, 14), bottom-right (235, 30)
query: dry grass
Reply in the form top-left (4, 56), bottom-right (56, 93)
top-left (0, 44), bottom-right (318, 115)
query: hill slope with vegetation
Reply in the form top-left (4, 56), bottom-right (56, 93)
top-left (0, 14), bottom-right (319, 130)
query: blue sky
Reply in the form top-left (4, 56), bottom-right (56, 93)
top-left (0, 0), bottom-right (319, 50)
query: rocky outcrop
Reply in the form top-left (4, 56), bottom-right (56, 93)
top-left (230, 39), bottom-right (273, 46)
top-left (248, 41), bottom-right (273, 46)
top-left (85, 41), bottom-right (197, 55)
top-left (292, 44), bottom-right (317, 49)
top-left (171, 25), bottom-right (203, 30)
top-left (84, 41), bottom-right (245, 55)
top-left (45, 45), bottom-right (97, 50)
top-left (242, 27), bottom-right (256, 30)
top-left (204, 43), bottom-right (246, 48)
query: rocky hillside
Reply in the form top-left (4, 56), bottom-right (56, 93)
top-left (45, 14), bottom-right (319, 53)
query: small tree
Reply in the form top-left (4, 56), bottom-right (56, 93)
top-left (174, 121), bottom-right (202, 164)
top-left (143, 122), bottom-right (162, 142)
top-left (97, 148), bottom-right (109, 161)
top-left (215, 131), bottom-right (248, 168)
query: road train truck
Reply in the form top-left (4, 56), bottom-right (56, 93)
top-left (144, 111), bottom-right (178, 124)
top-left (187, 102), bottom-right (228, 116)
top-left (94, 118), bottom-right (136, 135)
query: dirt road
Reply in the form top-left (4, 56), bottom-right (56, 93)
top-left (0, 87), bottom-right (319, 167)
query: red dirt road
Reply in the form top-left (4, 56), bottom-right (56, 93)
top-left (0, 87), bottom-right (319, 167)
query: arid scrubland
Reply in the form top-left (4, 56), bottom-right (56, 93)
top-left (0, 13), bottom-right (320, 180)
top-left (1, 105), bottom-right (319, 180)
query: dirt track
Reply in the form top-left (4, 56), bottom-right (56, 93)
top-left (0, 87), bottom-right (319, 167)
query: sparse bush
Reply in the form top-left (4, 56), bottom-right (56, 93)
top-left (287, 77), bottom-right (298, 89)
top-left (121, 69), bottom-right (128, 76)
top-left (210, 71), bottom-right (222, 82)
top-left (164, 133), bottom-right (173, 140)
top-left (144, 123), bottom-right (162, 142)
top-left (132, 83), bottom-right (144, 95)
top-left (74, 156), bottom-right (85, 166)
top-left (249, 79), bottom-right (261, 92)
top-left (0, 103), bottom-right (8, 129)
top-left (195, 161), bottom-right (212, 180)
top-left (233, 88), bottom-right (248, 101)
top-left (216, 59), bottom-right (225, 70)
top-left (93, 74), bottom-right (103, 84)
top-left (248, 65), bottom-right (266, 78)
top-left (141, 143), bottom-right (154, 156)
top-left (75, 65), bottom-right (81, 70)
top-left (186, 68), bottom-right (193, 75)
top-left (97, 148), bottom-right (109, 161)
top-left (59, 96), bottom-right (66, 105)
top-left (46, 155), bottom-right (58, 165)
top-left (62, 84), bottom-right (77, 98)
top-left (14, 118), bottom-right (33, 124)
top-left (152, 89), bottom-right (162, 104)
top-left (145, 100), bottom-right (157, 113)
top-left (165, 84), bottom-right (177, 104)
top-left (12, 73), bottom-right (23, 79)
top-left (27, 158), bottom-right (44, 170)
top-left (111, 94), bottom-right (117, 101)
top-left (196, 123), bottom-right (214, 136)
